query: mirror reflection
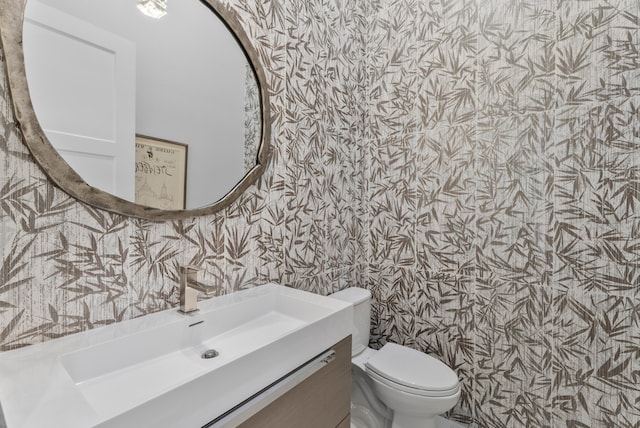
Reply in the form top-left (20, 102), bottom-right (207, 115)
top-left (23, 0), bottom-right (261, 210)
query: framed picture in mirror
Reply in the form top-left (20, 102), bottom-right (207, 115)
top-left (135, 135), bottom-right (188, 210)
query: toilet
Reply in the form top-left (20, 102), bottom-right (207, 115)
top-left (331, 287), bottom-right (460, 428)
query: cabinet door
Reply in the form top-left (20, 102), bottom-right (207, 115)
top-left (337, 414), bottom-right (351, 427)
top-left (239, 336), bottom-right (352, 428)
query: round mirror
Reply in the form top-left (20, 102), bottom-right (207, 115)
top-left (0, 0), bottom-right (269, 219)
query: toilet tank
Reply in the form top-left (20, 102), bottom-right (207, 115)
top-left (330, 287), bottom-right (371, 356)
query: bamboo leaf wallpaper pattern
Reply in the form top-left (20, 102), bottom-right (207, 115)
top-left (1, 0), bottom-right (640, 427)
top-left (365, 0), bottom-right (640, 427)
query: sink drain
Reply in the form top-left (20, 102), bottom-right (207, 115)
top-left (201, 349), bottom-right (219, 359)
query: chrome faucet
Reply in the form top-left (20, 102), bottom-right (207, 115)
top-left (179, 265), bottom-right (217, 314)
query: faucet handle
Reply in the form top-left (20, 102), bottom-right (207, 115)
top-left (180, 265), bottom-right (202, 274)
top-left (178, 265), bottom-right (215, 314)
top-left (179, 265), bottom-right (216, 296)
top-left (180, 265), bottom-right (200, 289)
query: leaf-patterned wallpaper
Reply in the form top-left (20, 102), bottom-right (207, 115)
top-left (244, 63), bottom-right (261, 174)
top-left (1, 0), bottom-right (640, 427)
top-left (365, 0), bottom-right (640, 427)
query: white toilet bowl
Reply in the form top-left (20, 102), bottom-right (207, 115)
top-left (331, 288), bottom-right (460, 428)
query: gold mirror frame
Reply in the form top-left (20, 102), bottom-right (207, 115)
top-left (0, 0), bottom-right (270, 220)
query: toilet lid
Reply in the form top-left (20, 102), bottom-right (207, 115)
top-left (364, 343), bottom-right (459, 397)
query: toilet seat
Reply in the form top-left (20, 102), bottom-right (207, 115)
top-left (364, 343), bottom-right (460, 398)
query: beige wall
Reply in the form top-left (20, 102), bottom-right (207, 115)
top-left (1, 0), bottom-right (639, 427)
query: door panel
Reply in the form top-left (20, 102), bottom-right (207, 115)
top-left (23, 0), bottom-right (135, 199)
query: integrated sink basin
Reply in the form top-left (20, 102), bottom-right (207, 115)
top-left (0, 283), bottom-right (352, 427)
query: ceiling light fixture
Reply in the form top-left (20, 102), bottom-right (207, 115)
top-left (137, 0), bottom-right (167, 19)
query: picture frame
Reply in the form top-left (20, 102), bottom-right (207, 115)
top-left (135, 135), bottom-right (188, 210)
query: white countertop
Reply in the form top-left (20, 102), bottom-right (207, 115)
top-left (0, 284), bottom-right (352, 428)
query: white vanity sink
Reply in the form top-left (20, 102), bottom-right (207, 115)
top-left (0, 284), bottom-right (352, 428)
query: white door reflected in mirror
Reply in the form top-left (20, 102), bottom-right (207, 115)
top-left (23, 0), bottom-right (261, 210)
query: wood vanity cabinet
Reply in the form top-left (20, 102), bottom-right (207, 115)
top-left (239, 336), bottom-right (352, 428)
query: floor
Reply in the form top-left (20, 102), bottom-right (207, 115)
top-left (436, 416), bottom-right (468, 428)
top-left (350, 412), bottom-right (467, 428)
